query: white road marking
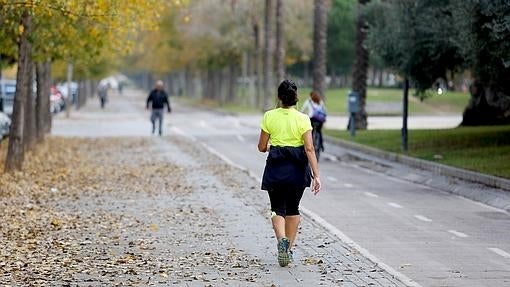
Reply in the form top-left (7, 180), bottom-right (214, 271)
top-left (488, 247), bottom-right (510, 259)
top-left (199, 120), bottom-right (208, 128)
top-left (322, 152), bottom-right (338, 162)
top-left (171, 126), bottom-right (197, 141)
top-left (227, 116), bottom-right (241, 128)
top-left (364, 192), bottom-right (379, 198)
top-left (414, 215), bottom-right (433, 222)
top-left (448, 230), bottom-right (468, 238)
top-left (327, 176), bottom-right (338, 182)
top-left (388, 202), bottom-right (403, 209)
top-left (344, 183), bottom-right (353, 188)
top-left (236, 134), bottom-right (246, 142)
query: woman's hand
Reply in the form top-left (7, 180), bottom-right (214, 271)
top-left (312, 176), bottom-right (321, 195)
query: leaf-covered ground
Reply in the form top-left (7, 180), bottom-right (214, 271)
top-left (0, 138), bottom-right (271, 286)
top-left (0, 136), bottom-right (406, 286)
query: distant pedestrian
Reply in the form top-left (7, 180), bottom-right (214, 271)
top-left (98, 84), bottom-right (108, 109)
top-left (258, 79), bottom-right (321, 267)
top-left (118, 82), bottom-right (124, 96)
top-left (146, 80), bottom-right (171, 136)
top-left (301, 91), bottom-right (327, 152)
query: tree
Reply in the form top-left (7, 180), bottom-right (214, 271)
top-left (367, 0), bottom-right (509, 127)
top-left (2, 0), bottom-right (164, 172)
top-left (454, 0), bottom-right (510, 126)
top-left (35, 61), bottom-right (51, 140)
top-left (351, 0), bottom-right (370, 129)
top-left (275, 0), bottom-right (285, 82)
top-left (263, 0), bottom-right (275, 109)
top-left (327, 0), bottom-right (356, 79)
top-left (5, 11), bottom-right (31, 171)
top-left (312, 0), bottom-right (328, 99)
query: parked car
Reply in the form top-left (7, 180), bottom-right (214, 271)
top-left (0, 79), bottom-right (16, 116)
top-left (50, 86), bottom-right (65, 113)
top-left (57, 82), bottom-right (78, 104)
top-left (0, 111), bottom-right (10, 141)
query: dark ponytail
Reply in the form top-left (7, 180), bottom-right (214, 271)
top-left (277, 79), bottom-right (298, 107)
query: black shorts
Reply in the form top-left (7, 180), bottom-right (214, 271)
top-left (268, 187), bottom-right (305, 217)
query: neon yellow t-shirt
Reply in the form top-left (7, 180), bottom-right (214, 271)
top-left (260, 107), bottom-right (312, 147)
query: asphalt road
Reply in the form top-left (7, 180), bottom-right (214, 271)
top-left (54, 90), bottom-right (510, 287)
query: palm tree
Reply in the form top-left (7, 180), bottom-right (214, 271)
top-left (263, 0), bottom-right (274, 110)
top-left (275, 0), bottom-right (285, 82)
top-left (313, 0), bottom-right (327, 99)
top-left (351, 0), bottom-right (370, 129)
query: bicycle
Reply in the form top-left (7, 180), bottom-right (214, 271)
top-left (311, 121), bottom-right (322, 161)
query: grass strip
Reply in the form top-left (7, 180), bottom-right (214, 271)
top-left (325, 125), bottom-right (510, 179)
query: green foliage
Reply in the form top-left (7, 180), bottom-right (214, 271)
top-left (366, 0), bottom-right (463, 94)
top-left (326, 0), bottom-right (356, 75)
top-left (451, 0), bottom-right (510, 90)
top-left (367, 0), bottom-right (509, 97)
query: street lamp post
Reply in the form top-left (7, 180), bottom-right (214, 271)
top-left (401, 77), bottom-right (409, 151)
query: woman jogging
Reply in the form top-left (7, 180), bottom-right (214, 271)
top-left (301, 91), bottom-right (327, 154)
top-left (258, 79), bottom-right (321, 267)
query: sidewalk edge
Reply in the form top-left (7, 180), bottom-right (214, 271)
top-left (324, 135), bottom-right (510, 192)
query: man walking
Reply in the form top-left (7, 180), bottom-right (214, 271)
top-left (146, 80), bottom-right (171, 136)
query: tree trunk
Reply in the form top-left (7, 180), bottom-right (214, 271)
top-left (378, 68), bottom-right (384, 87)
top-left (304, 61), bottom-right (310, 88)
top-left (313, 0), bottom-right (328, 99)
top-left (65, 63), bottom-right (73, 118)
top-left (253, 22), bottom-right (262, 109)
top-left (5, 12), bottom-right (31, 172)
top-left (76, 81), bottom-right (84, 109)
top-left (263, 0), bottom-right (274, 110)
top-left (217, 69), bottom-right (224, 104)
top-left (275, 0), bottom-right (285, 83)
top-left (36, 61), bottom-right (51, 142)
top-left (205, 69), bottom-right (213, 99)
top-left (246, 52), bottom-right (256, 107)
top-left (185, 66), bottom-right (191, 98)
top-left (23, 56), bottom-right (35, 151)
top-left (461, 80), bottom-right (510, 126)
top-left (0, 62), bottom-right (3, 112)
top-left (371, 66), bottom-right (377, 87)
top-left (44, 62), bottom-right (52, 134)
top-left (228, 62), bottom-right (236, 103)
top-left (351, 0), bottom-right (370, 130)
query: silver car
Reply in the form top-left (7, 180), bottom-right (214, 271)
top-left (0, 111), bottom-right (10, 140)
top-left (0, 79), bottom-right (16, 116)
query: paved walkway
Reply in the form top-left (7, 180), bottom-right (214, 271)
top-left (2, 89), bottom-right (411, 286)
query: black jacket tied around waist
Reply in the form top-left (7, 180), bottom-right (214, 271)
top-left (261, 146), bottom-right (312, 191)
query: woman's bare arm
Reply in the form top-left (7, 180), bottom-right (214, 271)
top-left (258, 130), bottom-right (270, 152)
top-left (303, 130), bottom-right (321, 194)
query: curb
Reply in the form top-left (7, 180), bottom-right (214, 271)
top-left (324, 135), bottom-right (510, 192)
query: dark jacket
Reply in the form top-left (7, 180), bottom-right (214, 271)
top-left (146, 89), bottom-right (171, 111)
top-left (261, 146), bottom-right (312, 191)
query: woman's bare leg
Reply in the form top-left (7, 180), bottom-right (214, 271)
top-left (285, 215), bottom-right (300, 249)
top-left (271, 215), bottom-right (286, 239)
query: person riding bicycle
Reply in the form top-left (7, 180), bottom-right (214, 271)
top-left (301, 91), bottom-right (326, 153)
